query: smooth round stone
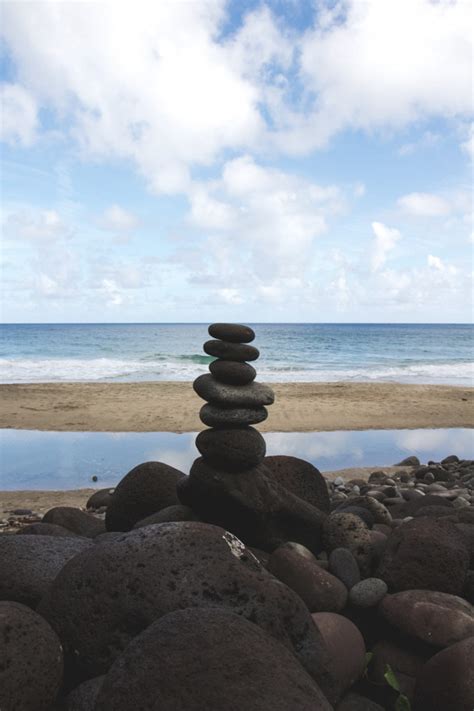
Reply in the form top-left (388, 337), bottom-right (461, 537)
top-left (43, 506), bottom-right (105, 538)
top-left (209, 359), bottom-right (256, 385)
top-left (65, 676), bottom-right (104, 710)
top-left (87, 489), bottom-right (115, 510)
top-left (193, 373), bottom-right (274, 407)
top-left (349, 578), bottom-right (388, 608)
top-left (196, 427), bottom-right (266, 471)
top-left (323, 513), bottom-right (373, 576)
top-left (204, 339), bottom-right (259, 362)
top-left (199, 403), bottom-right (268, 427)
top-left (414, 636), bottom-right (474, 711)
top-left (262, 456), bottom-right (331, 513)
top-left (329, 548), bottom-right (361, 589)
top-left (208, 323), bottom-right (255, 343)
top-left (133, 505), bottom-right (199, 528)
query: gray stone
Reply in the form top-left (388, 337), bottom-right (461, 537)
top-left (196, 427), bottom-right (266, 471)
top-left (199, 403), bottom-right (268, 427)
top-left (349, 578), bottom-right (388, 608)
top-left (208, 322), bottom-right (255, 343)
top-left (394, 456), bottom-right (420, 466)
top-left (193, 373), bottom-right (274, 407)
top-left (323, 513), bottom-right (373, 575)
top-left (209, 359), bottom-right (256, 385)
top-left (204, 339), bottom-right (259, 361)
top-left (43, 506), bottom-right (105, 538)
top-left (329, 548), bottom-right (361, 589)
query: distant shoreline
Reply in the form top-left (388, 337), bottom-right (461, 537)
top-left (0, 381), bottom-right (472, 433)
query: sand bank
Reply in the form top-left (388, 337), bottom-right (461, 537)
top-left (0, 381), bottom-right (472, 433)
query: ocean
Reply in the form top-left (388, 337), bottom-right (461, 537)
top-left (1, 323), bottom-right (473, 385)
top-left (0, 322), bottom-right (473, 385)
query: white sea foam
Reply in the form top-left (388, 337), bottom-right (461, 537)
top-left (0, 357), bottom-right (472, 385)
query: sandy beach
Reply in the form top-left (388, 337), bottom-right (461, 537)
top-left (0, 381), bottom-right (472, 433)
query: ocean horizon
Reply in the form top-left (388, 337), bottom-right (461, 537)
top-left (0, 322), bottom-right (473, 386)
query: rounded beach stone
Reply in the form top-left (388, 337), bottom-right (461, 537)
top-left (377, 517), bottom-right (469, 594)
top-left (39, 522), bottom-right (335, 699)
top-left (193, 373), bottom-right (274, 407)
top-left (133, 505), bottom-right (198, 528)
top-left (349, 578), bottom-right (388, 608)
top-left (196, 427), bottom-right (266, 471)
top-left (209, 359), bottom-right (256, 385)
top-left (94, 608), bottom-right (332, 711)
top-left (208, 322), bottom-right (255, 343)
top-left (204, 339), bottom-right (259, 362)
top-left (394, 456), bottom-right (420, 466)
top-left (43, 506), bottom-right (105, 538)
top-left (65, 676), bottom-right (104, 711)
top-left (335, 505), bottom-right (374, 528)
top-left (105, 461), bottom-right (185, 531)
top-left (336, 692), bottom-right (385, 711)
top-left (329, 548), bottom-right (361, 589)
top-left (337, 496), bottom-right (392, 526)
top-left (199, 403), bottom-right (268, 427)
top-left (0, 534), bottom-right (92, 607)
top-left (87, 488), bottom-right (114, 510)
top-left (414, 636), bottom-right (474, 711)
top-left (263, 456), bottom-right (331, 513)
top-left (323, 513), bottom-right (373, 576)
top-left (268, 543), bottom-right (348, 612)
top-left (18, 522), bottom-right (82, 538)
top-left (312, 612), bottom-right (366, 698)
top-left (0, 601), bottom-right (63, 711)
top-left (379, 590), bottom-right (474, 647)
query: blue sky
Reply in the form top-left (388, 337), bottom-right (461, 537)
top-left (0, 0), bottom-right (472, 323)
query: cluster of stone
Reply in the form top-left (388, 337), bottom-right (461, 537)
top-left (193, 323), bottom-right (274, 472)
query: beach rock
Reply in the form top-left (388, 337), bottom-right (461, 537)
top-left (456, 523), bottom-right (474, 565)
top-left (378, 517), bottom-right (469, 594)
top-left (348, 578), bottom-right (388, 608)
top-left (209, 358), bottom-right (257, 385)
top-left (387, 493), bottom-right (453, 519)
top-left (329, 548), bottom-right (361, 589)
top-left (94, 608), bottom-right (332, 711)
top-left (194, 373), bottom-right (274, 408)
top-left (105, 461), bottom-right (185, 531)
top-left (370, 640), bottom-right (425, 703)
top-left (335, 505), bottom-right (374, 528)
top-left (0, 601), bottom-right (63, 711)
top-left (336, 692), bottom-right (385, 711)
top-left (263, 456), bottom-right (331, 513)
top-left (208, 322), bottom-right (255, 343)
top-left (204, 339), bottom-right (259, 361)
top-left (394, 456), bottom-right (420, 466)
top-left (337, 496), bottom-right (392, 526)
top-left (18, 522), bottom-right (83, 537)
top-left (441, 454), bottom-right (460, 465)
top-left (380, 590), bottom-right (474, 647)
top-left (133, 505), bottom-right (198, 528)
top-left (414, 636), bottom-right (474, 711)
top-left (0, 534), bottom-right (92, 607)
top-left (65, 676), bottom-right (104, 711)
top-left (178, 458), bottom-right (327, 553)
top-left (196, 427), bottom-right (266, 471)
top-left (199, 403), bottom-right (268, 427)
top-left (86, 489), bottom-right (114, 510)
top-left (39, 522), bottom-right (336, 699)
top-left (43, 506), bottom-right (105, 538)
top-left (322, 514), bottom-right (373, 576)
top-left (268, 543), bottom-right (348, 612)
top-left (312, 612), bottom-right (366, 698)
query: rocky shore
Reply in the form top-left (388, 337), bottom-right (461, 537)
top-left (1, 324), bottom-right (473, 711)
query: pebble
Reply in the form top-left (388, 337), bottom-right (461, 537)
top-left (349, 578), bottom-right (388, 608)
top-left (329, 548), bottom-right (361, 589)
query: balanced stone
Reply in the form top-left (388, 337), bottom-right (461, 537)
top-left (204, 339), bottom-right (259, 361)
top-left (193, 373), bottom-right (274, 408)
top-left (208, 322), bottom-right (255, 343)
top-left (196, 427), bottom-right (266, 471)
top-left (209, 359), bottom-right (256, 385)
top-left (200, 403), bottom-right (268, 427)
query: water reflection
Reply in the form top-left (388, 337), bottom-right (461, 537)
top-left (0, 428), bottom-right (472, 491)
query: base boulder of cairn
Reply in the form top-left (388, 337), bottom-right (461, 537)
top-left (178, 323), bottom-right (328, 553)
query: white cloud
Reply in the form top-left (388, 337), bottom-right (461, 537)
top-left (0, 83), bottom-right (37, 146)
top-left (371, 221), bottom-right (401, 271)
top-left (427, 254), bottom-right (457, 275)
top-left (461, 122), bottom-right (474, 160)
top-left (98, 205), bottom-right (139, 232)
top-left (397, 191), bottom-right (464, 217)
top-left (5, 209), bottom-right (71, 242)
top-left (397, 130), bottom-right (441, 157)
top-left (100, 279), bottom-right (123, 307)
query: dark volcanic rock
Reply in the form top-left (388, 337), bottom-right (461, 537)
top-left (208, 322), bottom-right (255, 343)
top-left (329, 548), bottom-right (361, 589)
top-left (196, 427), bottom-right (266, 471)
top-left (200, 403), bottom-right (268, 427)
top-left (193, 373), bottom-right (274, 407)
top-left (322, 514), bottom-right (373, 576)
top-left (204, 339), bottom-right (259, 361)
top-left (94, 608), bottom-right (332, 711)
top-left (38, 522), bottom-right (336, 701)
top-left (414, 636), bottom-right (474, 711)
top-left (263, 456), bottom-right (331, 513)
top-left (379, 590), bottom-right (474, 647)
top-left (65, 676), bottom-right (104, 711)
top-left (335, 505), bottom-right (374, 528)
top-left (337, 496), bottom-right (392, 526)
top-left (378, 517), bottom-right (469, 594)
top-left (0, 601), bottom-right (63, 711)
top-left (18, 522), bottom-right (83, 537)
top-left (394, 456), bottom-right (420, 466)
top-left (43, 506), bottom-right (105, 538)
top-left (370, 640), bottom-right (425, 704)
top-left (387, 493), bottom-right (453, 519)
top-left (105, 461), bottom-right (185, 531)
top-left (0, 534), bottom-right (92, 607)
top-left (133, 505), bottom-right (199, 528)
top-left (178, 458), bottom-right (327, 553)
top-left (209, 359), bottom-right (256, 385)
top-left (86, 489), bottom-right (114, 510)
top-left (336, 692), bottom-right (385, 711)
top-left (268, 543), bottom-right (348, 612)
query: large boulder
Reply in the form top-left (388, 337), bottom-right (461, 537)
top-left (0, 601), bottom-right (63, 711)
top-left (38, 522), bottom-right (337, 701)
top-left (43, 506), bottom-right (105, 538)
top-left (94, 608), bottom-right (332, 711)
top-left (414, 636), bottom-right (474, 711)
top-left (312, 612), bottom-right (366, 698)
top-left (105, 461), bottom-right (185, 531)
top-left (65, 676), bottom-right (104, 711)
top-left (263, 456), bottom-right (331, 513)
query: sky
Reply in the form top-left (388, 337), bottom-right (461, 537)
top-left (0, 0), bottom-right (472, 324)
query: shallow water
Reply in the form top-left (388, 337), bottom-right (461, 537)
top-left (0, 428), bottom-right (472, 491)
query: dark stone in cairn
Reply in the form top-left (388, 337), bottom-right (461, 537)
top-left (209, 359), bottom-right (257, 385)
top-left (199, 403), bottom-right (268, 427)
top-left (204, 339), bottom-right (259, 361)
top-left (208, 322), bottom-right (255, 343)
top-left (193, 373), bottom-right (274, 408)
top-left (196, 427), bottom-right (266, 472)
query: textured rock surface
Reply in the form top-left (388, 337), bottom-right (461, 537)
top-left (209, 359), bottom-right (256, 385)
top-left (105, 461), bottom-right (185, 531)
top-left (86, 489), bottom-right (114, 510)
top-left (329, 548), bottom-right (361, 589)
top-left (0, 601), bottom-right (63, 711)
top-left (94, 608), bottom-right (332, 711)
top-left (414, 636), bottom-right (474, 711)
top-left (65, 676), bottom-right (104, 711)
top-left (133, 505), bottom-right (199, 528)
top-left (204, 339), bottom-right (259, 361)
top-left (18, 522), bottom-right (83, 537)
top-left (199, 403), bottom-right (268, 427)
top-left (264, 455), bottom-right (331, 513)
top-left (348, 578), bottom-right (388, 608)
top-left (312, 612), bottom-right (366, 698)
top-left (43, 506), bottom-right (105, 538)
top-left (323, 514), bottom-right (373, 575)
top-left (208, 322), bottom-right (255, 343)
top-left (193, 373), bottom-right (274, 407)
top-left (196, 427), bottom-right (266, 471)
